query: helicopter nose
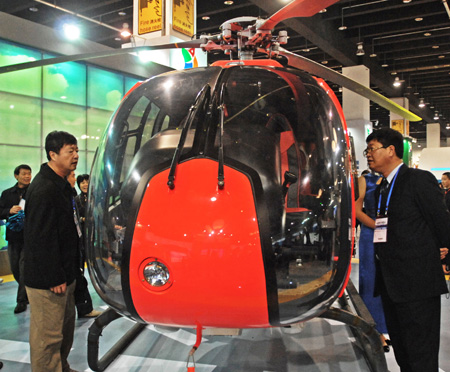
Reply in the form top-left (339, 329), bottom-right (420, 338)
top-left (128, 158), bottom-right (270, 328)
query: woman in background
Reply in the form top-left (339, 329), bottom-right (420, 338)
top-left (355, 170), bottom-right (390, 352)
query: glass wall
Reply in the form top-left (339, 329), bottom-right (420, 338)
top-left (0, 39), bottom-right (142, 247)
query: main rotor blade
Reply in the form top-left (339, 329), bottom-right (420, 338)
top-left (259, 0), bottom-right (340, 30)
top-left (0, 39), bottom-right (205, 74)
top-left (279, 48), bottom-right (422, 122)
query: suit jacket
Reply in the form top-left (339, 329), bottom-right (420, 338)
top-left (374, 164), bottom-right (450, 303)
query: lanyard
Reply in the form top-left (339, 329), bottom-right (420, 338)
top-left (377, 168), bottom-right (400, 217)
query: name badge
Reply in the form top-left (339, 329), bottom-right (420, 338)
top-left (373, 217), bottom-right (388, 243)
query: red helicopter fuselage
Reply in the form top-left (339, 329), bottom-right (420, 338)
top-left (86, 59), bottom-right (354, 329)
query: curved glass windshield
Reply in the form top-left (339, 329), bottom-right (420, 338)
top-left (86, 67), bottom-right (222, 312)
top-left (86, 64), bottom-right (352, 324)
top-left (219, 67), bottom-right (352, 323)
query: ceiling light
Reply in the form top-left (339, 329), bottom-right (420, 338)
top-left (438, 55), bottom-right (445, 58)
top-left (121, 29), bottom-right (131, 37)
top-left (202, 16), bottom-right (210, 20)
top-left (321, 60), bottom-right (328, 64)
top-left (446, 124), bottom-right (450, 130)
top-left (432, 45), bottom-right (439, 49)
top-left (63, 23), bottom-right (80, 40)
top-left (319, 9), bottom-right (327, 13)
top-left (356, 42), bottom-right (365, 56)
top-left (339, 9), bottom-right (347, 30)
top-left (391, 71), bottom-right (397, 75)
top-left (29, 7), bottom-right (39, 12)
top-left (403, 0), bottom-right (412, 3)
top-left (424, 32), bottom-right (432, 36)
top-left (415, 17), bottom-right (423, 21)
top-left (118, 11), bottom-right (126, 16)
top-left (434, 111), bottom-right (439, 120)
top-left (418, 98), bottom-right (425, 108)
top-left (381, 63), bottom-right (389, 67)
top-left (224, 1), bottom-right (233, 5)
top-left (370, 53), bottom-right (377, 57)
top-left (393, 76), bottom-right (401, 87)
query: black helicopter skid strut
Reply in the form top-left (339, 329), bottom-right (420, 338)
top-left (87, 307), bottom-right (146, 372)
top-left (319, 279), bottom-right (388, 372)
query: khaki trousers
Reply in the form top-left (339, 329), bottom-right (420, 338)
top-left (26, 281), bottom-right (76, 372)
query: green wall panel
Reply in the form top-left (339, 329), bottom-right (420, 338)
top-left (0, 41), bottom-right (41, 98)
top-left (0, 92), bottom-right (41, 146)
top-left (88, 66), bottom-right (123, 111)
top-left (43, 57), bottom-right (87, 106)
top-left (43, 100), bottom-right (87, 150)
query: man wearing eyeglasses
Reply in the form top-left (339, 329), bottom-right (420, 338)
top-left (364, 127), bottom-right (450, 372)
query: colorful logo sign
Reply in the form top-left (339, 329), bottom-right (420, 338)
top-left (182, 48), bottom-right (198, 69)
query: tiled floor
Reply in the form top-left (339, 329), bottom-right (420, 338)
top-left (0, 264), bottom-right (449, 372)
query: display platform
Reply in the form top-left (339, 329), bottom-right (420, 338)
top-left (0, 265), bottom-right (449, 372)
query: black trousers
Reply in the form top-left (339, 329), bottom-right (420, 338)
top-left (7, 240), bottom-right (28, 304)
top-left (74, 268), bottom-right (93, 317)
top-left (380, 288), bottom-right (441, 372)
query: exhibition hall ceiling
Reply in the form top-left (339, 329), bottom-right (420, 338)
top-left (1, 0), bottom-right (450, 140)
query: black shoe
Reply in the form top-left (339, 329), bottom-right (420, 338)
top-left (385, 339), bottom-right (392, 346)
top-left (383, 344), bottom-right (390, 353)
top-left (14, 302), bottom-right (27, 314)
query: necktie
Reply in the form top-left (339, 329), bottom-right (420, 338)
top-left (379, 178), bottom-right (389, 216)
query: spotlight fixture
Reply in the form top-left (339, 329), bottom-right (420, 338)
top-left (356, 42), bottom-right (365, 56)
top-left (118, 11), bottom-right (126, 16)
top-left (29, 6), bottom-right (39, 12)
top-left (393, 76), bottom-right (401, 87)
top-left (338, 9), bottom-right (347, 30)
top-left (121, 22), bottom-right (131, 38)
top-left (224, 0), bottom-right (233, 5)
top-left (403, 0), bottom-right (412, 3)
top-left (418, 98), bottom-right (426, 108)
top-left (434, 111), bottom-right (439, 120)
top-left (446, 123), bottom-right (450, 130)
top-left (202, 16), bottom-right (210, 20)
top-left (63, 23), bottom-right (80, 40)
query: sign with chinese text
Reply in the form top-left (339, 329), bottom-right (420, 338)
top-left (138, 0), bottom-right (163, 35)
top-left (172, 0), bottom-right (194, 37)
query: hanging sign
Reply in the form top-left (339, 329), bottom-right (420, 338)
top-left (138, 0), bottom-right (163, 35)
top-left (172, 0), bottom-right (194, 37)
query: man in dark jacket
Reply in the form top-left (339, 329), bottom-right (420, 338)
top-left (365, 128), bottom-right (450, 372)
top-left (24, 131), bottom-right (80, 372)
top-left (0, 164), bottom-right (32, 313)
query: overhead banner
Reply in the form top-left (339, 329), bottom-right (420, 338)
top-left (172, 0), bottom-right (194, 37)
top-left (138, 0), bottom-right (163, 35)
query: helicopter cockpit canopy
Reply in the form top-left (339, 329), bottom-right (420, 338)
top-left (86, 63), bottom-right (353, 327)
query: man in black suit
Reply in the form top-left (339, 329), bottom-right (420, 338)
top-left (365, 127), bottom-right (450, 372)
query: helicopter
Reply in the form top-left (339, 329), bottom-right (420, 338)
top-left (1, 0), bottom-right (421, 370)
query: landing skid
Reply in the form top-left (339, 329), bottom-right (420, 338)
top-left (320, 279), bottom-right (388, 372)
top-left (87, 307), bottom-right (146, 372)
top-left (87, 279), bottom-right (387, 372)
